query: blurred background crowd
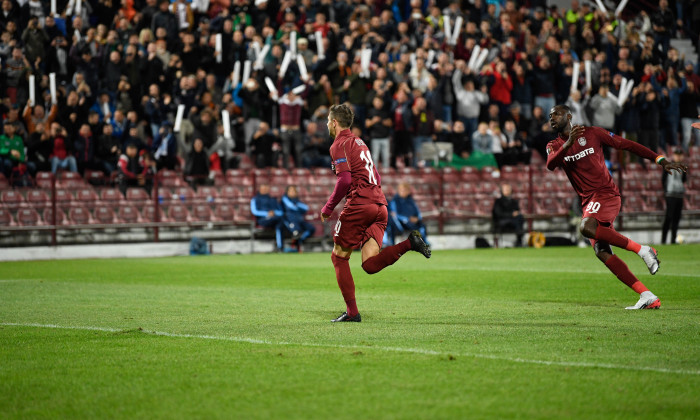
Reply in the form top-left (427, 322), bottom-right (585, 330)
top-left (1, 0), bottom-right (699, 184)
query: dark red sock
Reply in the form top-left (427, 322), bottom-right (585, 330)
top-left (331, 253), bottom-right (358, 317)
top-left (594, 225), bottom-right (642, 253)
top-left (604, 255), bottom-right (649, 294)
top-left (361, 239), bottom-right (411, 274)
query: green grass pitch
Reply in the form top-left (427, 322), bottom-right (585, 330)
top-left (1, 244), bottom-right (699, 419)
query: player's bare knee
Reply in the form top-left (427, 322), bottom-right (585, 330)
top-left (579, 218), bottom-right (597, 238)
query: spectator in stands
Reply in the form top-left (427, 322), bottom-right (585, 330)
top-left (391, 83), bottom-right (413, 168)
top-left (386, 182), bottom-right (428, 247)
top-left (73, 123), bottom-right (99, 175)
top-left (152, 121), bottom-right (178, 170)
top-left (639, 81), bottom-right (665, 158)
top-left (251, 121), bottom-right (280, 168)
top-left (411, 96), bottom-right (435, 167)
top-left (651, 0), bottom-right (675, 55)
top-left (238, 77), bottom-right (269, 153)
top-left (49, 123), bottom-right (78, 174)
top-left (90, 91), bottom-right (115, 124)
top-left (117, 141), bottom-right (149, 197)
top-left (277, 89), bottom-right (305, 169)
top-left (680, 78), bottom-right (700, 152)
top-left (661, 148), bottom-right (687, 244)
top-left (96, 123), bottom-right (121, 176)
top-left (501, 119), bottom-right (529, 166)
top-left (4, 47), bottom-right (29, 104)
top-left (365, 95), bottom-right (392, 169)
top-left (528, 105), bottom-right (553, 160)
top-left (448, 120), bottom-right (470, 159)
top-left (471, 121), bottom-right (498, 161)
top-left (659, 73), bottom-right (687, 153)
top-left (23, 100), bottom-right (58, 135)
top-left (25, 121), bottom-right (52, 174)
top-left (280, 185), bottom-right (315, 252)
top-left (492, 183), bottom-right (526, 247)
top-left (0, 121), bottom-right (26, 177)
top-left (250, 183), bottom-right (284, 252)
top-left (184, 138), bottom-right (211, 188)
top-left (300, 121), bottom-right (332, 169)
top-left (452, 61), bottom-right (489, 139)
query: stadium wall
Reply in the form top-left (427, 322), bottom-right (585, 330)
top-left (2, 229), bottom-right (699, 262)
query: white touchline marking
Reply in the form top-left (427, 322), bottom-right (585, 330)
top-left (2, 322), bottom-right (699, 376)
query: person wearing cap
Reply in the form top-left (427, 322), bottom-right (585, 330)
top-left (661, 148), bottom-right (687, 244)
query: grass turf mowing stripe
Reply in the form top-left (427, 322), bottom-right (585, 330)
top-left (4, 321), bottom-right (699, 377)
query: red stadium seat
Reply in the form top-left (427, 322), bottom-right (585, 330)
top-left (194, 186), bottom-right (219, 203)
top-left (192, 204), bottom-right (213, 221)
top-left (26, 189), bottom-right (51, 207)
top-left (16, 208), bottom-right (41, 226)
top-left (76, 188), bottom-right (100, 206)
top-left (118, 205), bottom-right (141, 223)
top-left (84, 169), bottom-right (107, 185)
top-left (93, 206), bottom-right (118, 224)
top-left (158, 169), bottom-right (179, 179)
top-left (54, 189), bottom-right (74, 208)
top-left (1, 190), bottom-right (25, 209)
top-left (160, 176), bottom-right (184, 188)
top-left (172, 186), bottom-right (196, 202)
top-left (141, 206), bottom-right (167, 222)
top-left (58, 178), bottom-right (87, 190)
top-left (167, 204), bottom-right (191, 222)
top-left (622, 195), bottom-right (647, 212)
top-left (42, 207), bottom-right (66, 226)
top-left (68, 206), bottom-right (92, 225)
top-left (126, 188), bottom-right (150, 204)
top-left (214, 203), bottom-right (234, 221)
top-left (0, 207), bottom-right (15, 226)
top-left (58, 171), bottom-right (82, 181)
top-left (34, 171), bottom-right (54, 189)
top-left (219, 185), bottom-right (241, 201)
top-left (100, 188), bottom-right (125, 203)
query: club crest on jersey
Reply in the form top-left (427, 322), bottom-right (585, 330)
top-left (578, 137), bottom-right (586, 146)
top-left (355, 138), bottom-right (366, 147)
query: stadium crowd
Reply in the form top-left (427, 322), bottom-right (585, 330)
top-left (1, 0), bottom-right (699, 187)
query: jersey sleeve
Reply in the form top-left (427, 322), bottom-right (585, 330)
top-left (545, 140), bottom-right (566, 171)
top-left (597, 127), bottom-right (659, 162)
top-left (330, 141), bottom-right (350, 174)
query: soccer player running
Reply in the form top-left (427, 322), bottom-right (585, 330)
top-left (547, 105), bottom-right (688, 309)
top-left (321, 104), bottom-right (431, 322)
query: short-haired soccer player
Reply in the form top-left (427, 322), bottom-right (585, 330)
top-left (321, 104), bottom-right (431, 322)
top-left (547, 105), bottom-right (687, 309)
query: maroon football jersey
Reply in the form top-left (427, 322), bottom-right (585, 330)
top-left (546, 126), bottom-right (658, 200)
top-left (330, 128), bottom-right (387, 207)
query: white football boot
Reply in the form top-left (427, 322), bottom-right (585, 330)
top-left (638, 245), bottom-right (660, 275)
top-left (625, 291), bottom-right (661, 310)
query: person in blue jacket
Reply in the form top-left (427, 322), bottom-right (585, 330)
top-left (386, 182), bottom-right (428, 246)
top-left (250, 183), bottom-right (284, 251)
top-left (280, 185), bottom-right (316, 252)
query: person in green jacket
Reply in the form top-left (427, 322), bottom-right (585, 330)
top-left (0, 121), bottom-right (27, 177)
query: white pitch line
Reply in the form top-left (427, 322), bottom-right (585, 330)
top-left (2, 322), bottom-right (699, 376)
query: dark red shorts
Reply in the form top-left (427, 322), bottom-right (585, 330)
top-left (581, 193), bottom-right (621, 226)
top-left (333, 203), bottom-right (387, 249)
top-left (582, 193), bottom-right (621, 248)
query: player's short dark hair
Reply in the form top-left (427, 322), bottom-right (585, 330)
top-left (329, 104), bottom-right (354, 129)
top-left (554, 104), bottom-right (572, 115)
